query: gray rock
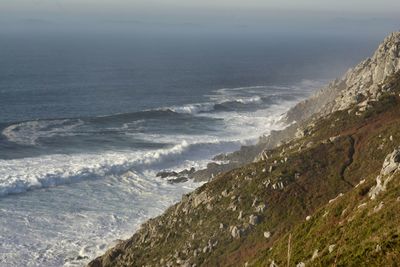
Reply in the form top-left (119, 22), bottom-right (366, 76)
top-left (249, 215), bottom-right (260, 225)
top-left (156, 170), bottom-right (178, 178)
top-left (381, 148), bottom-right (400, 175)
top-left (255, 204), bottom-right (266, 213)
top-left (264, 231), bottom-right (271, 239)
top-left (311, 249), bottom-right (319, 261)
top-left (370, 147), bottom-right (400, 199)
top-left (230, 226), bottom-right (241, 239)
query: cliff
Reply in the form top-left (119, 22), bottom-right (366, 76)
top-left (88, 32), bottom-right (400, 267)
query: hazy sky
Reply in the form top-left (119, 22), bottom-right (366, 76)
top-left (1, 0), bottom-right (399, 34)
top-left (2, 0), bottom-right (400, 18)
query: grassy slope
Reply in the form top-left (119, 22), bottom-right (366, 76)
top-left (89, 73), bottom-right (400, 267)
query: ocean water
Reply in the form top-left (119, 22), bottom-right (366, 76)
top-left (0, 30), bottom-right (380, 266)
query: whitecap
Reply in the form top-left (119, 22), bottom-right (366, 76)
top-left (2, 119), bottom-right (84, 146)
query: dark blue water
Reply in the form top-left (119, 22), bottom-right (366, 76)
top-left (0, 32), bottom-right (379, 123)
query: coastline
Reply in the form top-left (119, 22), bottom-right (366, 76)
top-left (87, 32), bottom-right (400, 266)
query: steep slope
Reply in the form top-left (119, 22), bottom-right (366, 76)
top-left (88, 32), bottom-right (400, 267)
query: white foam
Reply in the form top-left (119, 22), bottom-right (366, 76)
top-left (0, 169), bottom-right (200, 267)
top-left (168, 102), bottom-right (215, 114)
top-left (0, 141), bottom-right (190, 197)
top-left (0, 80), bottom-right (324, 266)
top-left (2, 119), bottom-right (84, 146)
top-left (234, 95), bottom-right (263, 104)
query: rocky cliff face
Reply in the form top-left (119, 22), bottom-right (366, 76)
top-left (88, 33), bottom-right (400, 267)
top-left (286, 31), bottom-right (400, 123)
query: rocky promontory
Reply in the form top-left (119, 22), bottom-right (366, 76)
top-left (89, 31), bottom-right (400, 267)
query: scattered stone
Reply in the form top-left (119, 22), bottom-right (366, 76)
top-left (238, 211), bottom-right (243, 220)
top-left (269, 260), bottom-right (278, 267)
top-left (256, 204), bottom-right (266, 213)
top-left (311, 249), bottom-right (319, 261)
top-left (306, 141), bottom-right (314, 148)
top-left (269, 166), bottom-right (274, 173)
top-left (252, 198), bottom-right (258, 207)
top-left (192, 191), bottom-right (211, 208)
top-left (296, 263), bottom-right (306, 267)
top-left (329, 135), bottom-right (340, 142)
top-left (306, 215), bottom-right (311, 221)
top-left (358, 203), bottom-right (367, 209)
top-left (328, 244), bottom-right (336, 253)
top-left (230, 226), bottom-right (241, 239)
top-left (376, 244), bottom-right (382, 252)
top-left (278, 181), bottom-right (284, 189)
top-left (373, 202), bottom-right (384, 212)
top-left (219, 223), bottom-right (225, 229)
top-left (355, 179), bottom-right (365, 188)
top-left (264, 231), bottom-right (271, 239)
top-left (249, 215), bottom-right (260, 225)
top-left (381, 148), bottom-right (400, 175)
top-left (329, 193), bottom-right (344, 203)
top-left (264, 179), bottom-right (271, 188)
top-left (221, 189), bottom-right (229, 197)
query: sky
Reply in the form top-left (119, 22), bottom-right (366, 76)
top-left (0, 0), bottom-right (399, 35)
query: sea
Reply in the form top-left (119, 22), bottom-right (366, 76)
top-left (0, 28), bottom-right (382, 266)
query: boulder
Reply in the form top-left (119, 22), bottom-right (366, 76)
top-left (230, 226), bottom-right (241, 239)
top-left (370, 148), bottom-right (400, 199)
top-left (264, 231), bottom-right (271, 239)
top-left (249, 215), bottom-right (260, 225)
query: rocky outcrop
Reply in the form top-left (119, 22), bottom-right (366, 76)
top-left (286, 31), bottom-right (400, 123)
top-left (369, 147), bottom-right (400, 199)
top-left (255, 32), bottom-right (400, 162)
top-left (331, 32), bottom-right (400, 112)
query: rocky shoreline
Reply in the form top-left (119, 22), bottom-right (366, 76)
top-left (88, 31), bottom-right (400, 267)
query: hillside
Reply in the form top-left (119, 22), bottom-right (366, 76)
top-left (88, 32), bottom-right (400, 267)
